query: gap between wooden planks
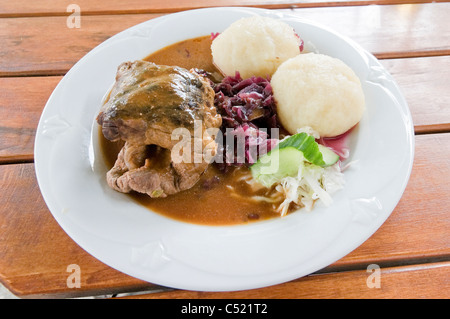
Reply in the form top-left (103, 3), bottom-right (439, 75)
top-left (0, 133), bottom-right (449, 297)
top-left (1, 3), bottom-right (450, 76)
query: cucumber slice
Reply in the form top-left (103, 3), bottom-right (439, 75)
top-left (277, 132), bottom-right (339, 167)
top-left (317, 144), bottom-right (340, 166)
top-left (250, 132), bottom-right (340, 187)
top-left (277, 132), bottom-right (320, 164)
top-left (250, 147), bottom-right (304, 188)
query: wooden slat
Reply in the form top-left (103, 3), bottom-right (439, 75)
top-left (0, 3), bottom-right (449, 76)
top-left (334, 133), bottom-right (450, 269)
top-left (1, 55), bottom-right (448, 164)
top-left (0, 133), bottom-right (449, 297)
top-left (380, 55), bottom-right (450, 132)
top-left (280, 2), bottom-right (450, 58)
top-left (0, 76), bottom-right (62, 163)
top-left (0, 164), bottom-right (152, 298)
top-left (0, 0), bottom-right (446, 17)
top-left (117, 262), bottom-right (450, 298)
top-left (0, 14), bottom-right (161, 76)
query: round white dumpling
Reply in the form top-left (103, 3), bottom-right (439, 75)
top-left (211, 16), bottom-right (301, 79)
top-left (271, 53), bottom-right (365, 137)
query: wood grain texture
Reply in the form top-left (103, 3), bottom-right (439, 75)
top-left (0, 0), bottom-right (446, 17)
top-left (0, 164), bottom-right (152, 298)
top-left (1, 55), bottom-right (448, 163)
top-left (116, 262), bottom-right (450, 298)
top-left (1, 0), bottom-right (448, 299)
top-left (0, 133), bottom-right (448, 297)
top-left (335, 133), bottom-right (450, 269)
top-left (0, 76), bottom-right (62, 163)
top-left (0, 14), bottom-right (160, 76)
top-left (279, 2), bottom-right (450, 58)
top-left (0, 3), bottom-right (449, 76)
top-left (380, 55), bottom-right (450, 131)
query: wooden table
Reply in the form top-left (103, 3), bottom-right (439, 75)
top-left (0, 0), bottom-right (449, 299)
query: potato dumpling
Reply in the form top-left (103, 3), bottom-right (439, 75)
top-left (271, 53), bottom-right (365, 137)
top-left (211, 16), bottom-right (301, 79)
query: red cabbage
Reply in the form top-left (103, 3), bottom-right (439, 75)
top-left (214, 71), bottom-right (278, 130)
top-left (213, 72), bottom-right (280, 169)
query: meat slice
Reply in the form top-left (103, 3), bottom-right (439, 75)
top-left (97, 60), bottom-right (222, 197)
top-left (106, 143), bottom-right (209, 197)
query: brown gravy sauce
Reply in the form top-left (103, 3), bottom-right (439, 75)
top-left (99, 35), bottom-right (283, 225)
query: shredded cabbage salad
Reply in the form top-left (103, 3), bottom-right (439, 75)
top-left (275, 159), bottom-right (345, 216)
top-left (252, 127), bottom-right (346, 216)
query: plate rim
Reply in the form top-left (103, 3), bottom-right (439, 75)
top-left (34, 6), bottom-right (415, 292)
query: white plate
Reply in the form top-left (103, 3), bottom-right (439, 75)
top-left (34, 7), bottom-right (414, 291)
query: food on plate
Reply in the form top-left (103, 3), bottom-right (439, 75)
top-left (98, 17), bottom-right (364, 225)
top-left (271, 53), bottom-right (365, 137)
top-left (251, 132), bottom-right (339, 188)
top-left (211, 16), bottom-right (303, 79)
top-left (250, 132), bottom-right (344, 216)
top-left (97, 60), bottom-right (222, 198)
top-left (212, 71), bottom-right (279, 168)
